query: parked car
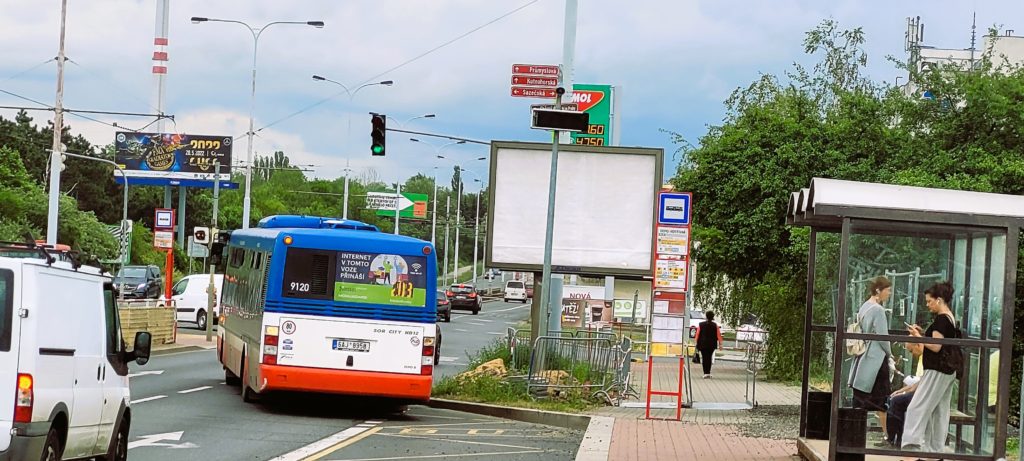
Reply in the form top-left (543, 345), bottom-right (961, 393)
top-left (525, 284), bottom-right (534, 298)
top-left (0, 250), bottom-right (152, 460)
top-left (436, 290), bottom-right (451, 323)
top-left (484, 268), bottom-right (501, 280)
top-left (736, 323), bottom-right (768, 343)
top-left (113, 264), bottom-right (162, 299)
top-left (446, 284), bottom-right (481, 315)
top-left (171, 274), bottom-right (224, 330)
top-left (504, 280), bottom-right (528, 303)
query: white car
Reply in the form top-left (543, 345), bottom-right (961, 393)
top-left (0, 251), bottom-right (152, 461)
top-left (171, 274), bottom-right (224, 330)
top-left (736, 324), bottom-right (768, 343)
top-left (504, 280), bottom-right (528, 303)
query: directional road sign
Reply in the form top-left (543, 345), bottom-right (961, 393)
top-left (367, 192), bottom-right (429, 218)
top-left (511, 64), bottom-right (559, 76)
top-left (512, 87), bottom-right (558, 98)
top-left (512, 75), bottom-right (559, 87)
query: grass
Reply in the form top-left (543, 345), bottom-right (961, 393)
top-left (432, 338), bottom-right (603, 413)
top-left (1008, 437), bottom-right (1020, 461)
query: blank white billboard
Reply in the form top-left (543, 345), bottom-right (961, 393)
top-left (486, 141), bottom-right (662, 277)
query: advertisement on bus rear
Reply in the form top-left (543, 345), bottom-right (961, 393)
top-left (334, 252), bottom-right (428, 307)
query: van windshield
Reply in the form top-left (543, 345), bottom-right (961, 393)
top-left (507, 281), bottom-right (524, 289)
top-left (0, 269), bottom-right (11, 351)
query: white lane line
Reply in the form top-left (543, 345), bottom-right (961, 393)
top-left (177, 386), bottom-right (213, 394)
top-left (438, 356), bottom-right (460, 363)
top-left (474, 319), bottom-right (494, 323)
top-left (130, 395), bottom-right (166, 404)
top-left (488, 332), bottom-right (503, 335)
top-left (127, 370), bottom-right (165, 378)
top-left (268, 423), bottom-right (382, 461)
top-left (454, 329), bottom-right (468, 332)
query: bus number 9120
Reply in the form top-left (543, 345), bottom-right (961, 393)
top-left (290, 282), bottom-right (311, 292)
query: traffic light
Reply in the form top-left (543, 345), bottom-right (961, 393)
top-left (371, 113), bottom-right (386, 156)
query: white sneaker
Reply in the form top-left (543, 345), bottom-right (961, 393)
top-left (703, 374), bottom-right (710, 379)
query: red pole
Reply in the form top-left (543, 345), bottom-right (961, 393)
top-left (645, 355), bottom-right (654, 419)
top-left (165, 249), bottom-right (175, 344)
top-left (676, 356), bottom-right (685, 420)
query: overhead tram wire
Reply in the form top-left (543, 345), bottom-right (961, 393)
top-left (1, 58), bottom-right (57, 83)
top-left (252, 0), bottom-right (540, 135)
top-left (0, 87), bottom-right (168, 133)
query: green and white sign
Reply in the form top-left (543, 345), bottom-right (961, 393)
top-left (569, 84), bottom-right (613, 147)
top-left (367, 192), bottom-right (429, 218)
top-left (334, 251), bottom-right (428, 307)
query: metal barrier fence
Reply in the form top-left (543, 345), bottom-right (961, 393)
top-left (526, 335), bottom-right (617, 398)
top-left (745, 340), bottom-right (767, 407)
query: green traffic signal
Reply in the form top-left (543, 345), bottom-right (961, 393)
top-left (371, 114), bottom-right (386, 156)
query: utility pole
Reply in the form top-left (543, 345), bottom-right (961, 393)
top-left (394, 182), bottom-right (401, 235)
top-left (206, 162), bottom-right (221, 342)
top-left (453, 179), bottom-right (463, 284)
top-left (443, 196), bottom-right (450, 287)
top-left (45, 0), bottom-right (69, 246)
top-left (472, 187), bottom-right (481, 284)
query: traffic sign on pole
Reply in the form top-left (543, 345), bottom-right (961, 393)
top-left (512, 75), bottom-right (559, 87)
top-left (512, 87), bottom-right (558, 98)
top-left (511, 64), bottom-right (559, 76)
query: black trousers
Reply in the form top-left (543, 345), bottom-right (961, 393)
top-left (699, 347), bottom-right (716, 375)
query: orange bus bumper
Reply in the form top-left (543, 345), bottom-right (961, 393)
top-left (259, 364), bottom-right (432, 401)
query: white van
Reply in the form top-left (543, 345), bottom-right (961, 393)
top-left (171, 274), bottom-right (224, 330)
top-left (0, 253), bottom-right (151, 461)
top-left (504, 280), bottom-right (528, 303)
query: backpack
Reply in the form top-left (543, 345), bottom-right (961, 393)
top-left (937, 313), bottom-right (965, 379)
top-left (845, 305), bottom-right (874, 357)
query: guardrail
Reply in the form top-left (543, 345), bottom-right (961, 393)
top-left (526, 335), bottom-right (617, 398)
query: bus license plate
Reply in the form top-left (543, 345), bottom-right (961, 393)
top-left (332, 339), bottom-right (370, 353)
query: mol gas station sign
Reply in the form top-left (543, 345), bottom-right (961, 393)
top-left (569, 84), bottom-right (612, 147)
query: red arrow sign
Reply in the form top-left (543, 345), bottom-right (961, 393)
top-left (511, 64), bottom-right (559, 76)
top-left (512, 75), bottom-right (559, 87)
top-left (511, 87), bottom-right (558, 98)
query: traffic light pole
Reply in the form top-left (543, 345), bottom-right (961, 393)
top-left (206, 161), bottom-right (221, 342)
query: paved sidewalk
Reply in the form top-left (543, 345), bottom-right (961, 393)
top-left (582, 352), bottom-right (803, 460)
top-left (152, 329), bottom-right (218, 354)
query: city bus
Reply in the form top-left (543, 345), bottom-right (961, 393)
top-left (215, 215), bottom-right (439, 403)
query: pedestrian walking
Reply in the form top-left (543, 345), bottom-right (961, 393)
top-left (695, 311), bottom-right (723, 378)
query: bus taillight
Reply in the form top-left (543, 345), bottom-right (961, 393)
top-left (263, 325), bottom-right (279, 365)
top-left (421, 337), bottom-right (435, 375)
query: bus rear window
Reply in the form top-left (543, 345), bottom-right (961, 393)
top-left (283, 248), bottom-right (429, 308)
top-left (0, 269), bottom-right (12, 351)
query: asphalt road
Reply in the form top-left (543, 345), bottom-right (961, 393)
top-left (124, 297), bottom-right (569, 461)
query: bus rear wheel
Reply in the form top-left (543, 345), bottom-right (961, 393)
top-left (241, 354), bottom-right (258, 403)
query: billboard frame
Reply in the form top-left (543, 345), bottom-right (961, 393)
top-left (485, 140), bottom-right (663, 278)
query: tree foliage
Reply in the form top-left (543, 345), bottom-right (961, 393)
top-left (672, 18), bottom-right (1024, 418)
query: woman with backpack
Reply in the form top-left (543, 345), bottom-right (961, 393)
top-left (902, 281), bottom-right (961, 453)
top-left (848, 276), bottom-right (893, 442)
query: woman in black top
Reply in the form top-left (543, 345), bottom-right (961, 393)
top-left (695, 311), bottom-right (723, 378)
top-left (901, 281), bottom-right (959, 453)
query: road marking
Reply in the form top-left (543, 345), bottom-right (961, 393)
top-left (377, 432), bottom-right (539, 450)
top-left (127, 431), bottom-right (194, 449)
top-left (128, 370), bottom-right (165, 378)
top-left (438, 356), bottom-right (460, 363)
top-left (383, 421), bottom-right (510, 429)
top-left (454, 329), bottom-right (468, 332)
top-left (268, 424), bottom-right (382, 461)
top-left (178, 386), bottom-right (213, 394)
top-left (328, 450), bottom-right (545, 460)
top-left (473, 319), bottom-right (494, 323)
top-left (488, 332), bottom-right (503, 335)
top-left (130, 395), bottom-right (166, 404)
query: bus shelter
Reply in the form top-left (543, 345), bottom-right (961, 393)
top-left (790, 178), bottom-right (1023, 461)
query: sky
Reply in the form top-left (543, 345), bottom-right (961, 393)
top-left (0, 0), bottom-right (1019, 191)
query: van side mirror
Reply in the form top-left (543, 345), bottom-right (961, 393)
top-left (132, 331), bottom-right (152, 366)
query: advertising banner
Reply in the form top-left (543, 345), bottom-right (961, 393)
top-left (613, 299), bottom-right (648, 319)
top-left (367, 192), bottom-right (429, 218)
top-left (334, 251), bottom-right (428, 307)
top-left (561, 299), bottom-right (585, 328)
top-left (115, 132), bottom-right (232, 181)
top-left (569, 84), bottom-right (612, 147)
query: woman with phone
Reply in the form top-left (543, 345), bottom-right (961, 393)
top-left (901, 281), bottom-right (959, 453)
top-left (848, 276), bottom-right (893, 443)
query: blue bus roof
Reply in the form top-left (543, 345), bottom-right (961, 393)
top-left (231, 215), bottom-right (434, 254)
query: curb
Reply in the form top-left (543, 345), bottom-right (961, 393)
top-left (151, 345), bottom-right (209, 356)
top-left (426, 398), bottom-right (591, 430)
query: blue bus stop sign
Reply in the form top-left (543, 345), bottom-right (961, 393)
top-left (658, 192), bottom-right (691, 225)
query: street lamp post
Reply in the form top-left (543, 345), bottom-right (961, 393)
top-left (411, 138), bottom-right (465, 245)
top-left (192, 16), bottom-right (324, 229)
top-left (454, 162), bottom-right (486, 285)
top-left (311, 75), bottom-right (393, 220)
top-left (471, 178), bottom-right (484, 284)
